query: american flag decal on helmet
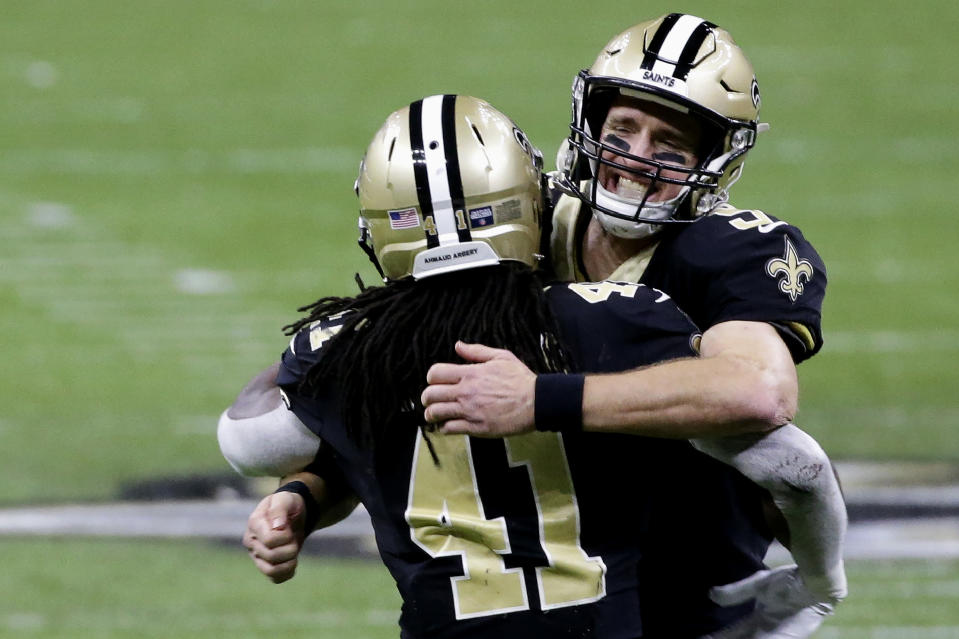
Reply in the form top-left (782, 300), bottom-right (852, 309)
top-left (641, 13), bottom-right (716, 82)
top-left (388, 207), bottom-right (420, 229)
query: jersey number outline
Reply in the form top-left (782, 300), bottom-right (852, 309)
top-left (405, 431), bottom-right (606, 619)
top-left (712, 207), bottom-right (787, 233)
top-left (567, 281), bottom-right (639, 304)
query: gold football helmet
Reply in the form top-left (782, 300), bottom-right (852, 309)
top-left (558, 13), bottom-right (766, 238)
top-left (356, 95), bottom-right (545, 281)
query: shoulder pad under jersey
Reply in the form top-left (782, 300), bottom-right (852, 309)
top-left (643, 204), bottom-right (827, 361)
top-left (547, 281), bottom-right (700, 372)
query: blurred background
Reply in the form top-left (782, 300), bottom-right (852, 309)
top-left (2, 1), bottom-right (957, 637)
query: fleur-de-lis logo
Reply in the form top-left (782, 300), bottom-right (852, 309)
top-left (765, 237), bottom-right (814, 302)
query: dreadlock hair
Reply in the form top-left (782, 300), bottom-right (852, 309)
top-left (283, 262), bottom-right (571, 451)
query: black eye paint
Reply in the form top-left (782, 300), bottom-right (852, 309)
top-left (603, 134), bottom-right (631, 152)
top-left (652, 151), bottom-right (687, 164)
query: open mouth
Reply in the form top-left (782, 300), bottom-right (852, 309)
top-left (604, 173), bottom-right (659, 202)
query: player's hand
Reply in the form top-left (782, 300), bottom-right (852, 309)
top-left (703, 564), bottom-right (843, 639)
top-left (242, 491), bottom-right (308, 584)
top-left (422, 341), bottom-right (536, 437)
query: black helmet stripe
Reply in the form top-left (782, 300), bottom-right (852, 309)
top-left (641, 13), bottom-right (715, 81)
top-left (408, 94), bottom-right (471, 249)
top-left (439, 94), bottom-right (471, 243)
top-left (407, 98), bottom-right (439, 248)
top-left (641, 12), bottom-right (680, 70)
top-left (673, 20), bottom-right (716, 80)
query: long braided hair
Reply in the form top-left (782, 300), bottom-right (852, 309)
top-left (284, 262), bottom-right (570, 450)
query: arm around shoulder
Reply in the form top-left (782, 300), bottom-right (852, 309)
top-left (581, 320), bottom-right (797, 438)
top-left (697, 319), bottom-right (798, 428)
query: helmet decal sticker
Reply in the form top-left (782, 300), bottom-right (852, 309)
top-left (388, 207), bottom-right (421, 230)
top-left (495, 199), bottom-right (523, 223)
top-left (467, 206), bottom-right (494, 228)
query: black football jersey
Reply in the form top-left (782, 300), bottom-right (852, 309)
top-left (641, 205), bottom-right (826, 363)
top-left (631, 208), bottom-right (826, 638)
top-left (546, 195), bottom-right (828, 637)
top-left (276, 281), bottom-right (699, 639)
top-left (548, 196), bottom-right (827, 363)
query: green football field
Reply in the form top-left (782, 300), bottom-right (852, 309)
top-left (2, 0), bottom-right (957, 636)
top-left (1, 539), bottom-right (958, 638)
top-left (3, 0), bottom-right (957, 501)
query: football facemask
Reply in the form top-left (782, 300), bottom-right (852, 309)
top-left (356, 94), bottom-right (545, 281)
top-left (557, 13), bottom-right (767, 239)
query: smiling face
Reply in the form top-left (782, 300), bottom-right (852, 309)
top-left (596, 95), bottom-right (704, 204)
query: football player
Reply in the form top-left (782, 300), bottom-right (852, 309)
top-left (221, 94), bottom-right (707, 638)
top-left (419, 14), bottom-right (846, 639)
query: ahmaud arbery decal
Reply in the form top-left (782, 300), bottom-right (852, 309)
top-left (765, 237), bottom-right (814, 302)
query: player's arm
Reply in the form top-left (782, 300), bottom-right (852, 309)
top-left (219, 364), bottom-right (359, 582)
top-left (423, 319), bottom-right (795, 438)
top-left (580, 319), bottom-right (796, 437)
top-left (692, 425), bottom-right (847, 637)
top-left (217, 363), bottom-right (323, 477)
top-left (243, 470), bottom-right (359, 584)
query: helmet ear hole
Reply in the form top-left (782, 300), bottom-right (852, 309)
top-left (584, 88), bottom-right (616, 139)
top-left (697, 121), bottom-right (726, 161)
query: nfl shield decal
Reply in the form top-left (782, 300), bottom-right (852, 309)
top-left (467, 206), bottom-right (494, 228)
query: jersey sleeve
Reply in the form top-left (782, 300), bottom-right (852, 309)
top-left (275, 313), bottom-right (353, 434)
top-left (645, 208), bottom-right (827, 362)
top-left (275, 329), bottom-right (314, 393)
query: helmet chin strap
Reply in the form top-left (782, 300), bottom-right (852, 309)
top-left (593, 181), bottom-right (687, 239)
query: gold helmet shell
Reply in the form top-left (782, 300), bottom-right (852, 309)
top-left (590, 14), bottom-right (760, 123)
top-left (560, 14), bottom-right (766, 232)
top-left (356, 95), bottom-right (545, 281)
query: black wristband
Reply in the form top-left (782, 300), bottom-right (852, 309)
top-left (274, 480), bottom-right (319, 533)
top-left (534, 373), bottom-right (585, 432)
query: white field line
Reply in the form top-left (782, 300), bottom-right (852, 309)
top-left (2, 200), bottom-right (952, 361)
top-left (763, 517), bottom-right (959, 563)
top-left (798, 407), bottom-right (959, 437)
top-left (1, 202), bottom-right (293, 360)
top-left (825, 258), bottom-right (954, 284)
top-left (0, 609), bottom-right (399, 632)
top-left (6, 209), bottom-right (952, 355)
top-left (818, 628), bottom-right (959, 639)
top-left (825, 330), bottom-right (959, 353)
top-left (849, 578), bottom-right (959, 599)
top-left (0, 499), bottom-right (376, 540)
top-left (1, 501), bottom-right (956, 562)
top-left (3, 139), bottom-right (952, 185)
top-left (0, 148), bottom-right (356, 174)
top-left (764, 135), bottom-right (959, 165)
